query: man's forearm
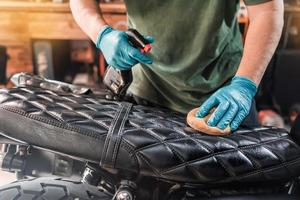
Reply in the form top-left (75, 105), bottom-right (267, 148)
top-left (236, 0), bottom-right (284, 85)
top-left (70, 0), bottom-right (107, 43)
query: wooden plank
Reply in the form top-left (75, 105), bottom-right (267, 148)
top-left (27, 13), bottom-right (127, 40)
top-left (0, 12), bottom-right (30, 45)
top-left (100, 3), bottom-right (126, 14)
top-left (0, 2), bottom-right (70, 13)
top-left (28, 13), bottom-right (87, 40)
top-left (285, 5), bottom-right (300, 12)
top-left (0, 11), bottom-right (127, 40)
top-left (0, 2), bottom-right (126, 14)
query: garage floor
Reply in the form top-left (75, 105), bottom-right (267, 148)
top-left (0, 171), bottom-right (16, 186)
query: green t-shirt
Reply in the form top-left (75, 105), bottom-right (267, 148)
top-left (126, 0), bottom-right (272, 113)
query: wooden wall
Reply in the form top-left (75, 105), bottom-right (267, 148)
top-left (0, 2), bottom-right (127, 87)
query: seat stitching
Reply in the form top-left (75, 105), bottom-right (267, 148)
top-left (259, 145), bottom-right (285, 163)
top-left (24, 100), bottom-right (65, 123)
top-left (0, 105), bottom-right (104, 140)
top-left (237, 149), bottom-right (261, 169)
top-left (31, 92), bottom-right (112, 130)
top-left (136, 151), bottom-right (162, 177)
top-left (167, 156), bottom-right (300, 184)
top-left (159, 136), bottom-right (290, 174)
top-left (101, 103), bottom-right (123, 166)
top-left (119, 140), bottom-right (140, 173)
top-left (213, 156), bottom-right (234, 177)
top-left (232, 157), bottom-right (300, 182)
top-left (112, 103), bottom-right (132, 167)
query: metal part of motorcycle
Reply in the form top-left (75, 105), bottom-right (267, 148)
top-left (0, 144), bottom-right (84, 180)
top-left (81, 166), bottom-right (102, 186)
top-left (103, 67), bottom-right (133, 100)
top-left (81, 163), bottom-right (116, 196)
top-left (0, 144), bottom-right (27, 172)
top-left (287, 177), bottom-right (300, 195)
top-left (10, 72), bottom-right (91, 95)
top-left (104, 89), bottom-right (122, 101)
top-left (113, 180), bottom-right (137, 200)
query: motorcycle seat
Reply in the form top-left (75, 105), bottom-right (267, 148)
top-left (200, 194), bottom-right (298, 200)
top-left (0, 87), bottom-right (300, 187)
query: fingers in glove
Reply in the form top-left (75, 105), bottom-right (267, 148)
top-left (128, 47), bottom-right (153, 64)
top-left (207, 101), bottom-right (230, 127)
top-left (216, 101), bottom-right (239, 130)
top-left (197, 96), bottom-right (219, 118)
top-left (230, 110), bottom-right (248, 131)
top-left (144, 35), bottom-right (155, 44)
top-left (108, 48), bottom-right (138, 70)
top-left (114, 57), bottom-right (137, 70)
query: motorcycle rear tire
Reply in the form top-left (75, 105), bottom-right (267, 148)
top-left (0, 177), bottom-right (111, 200)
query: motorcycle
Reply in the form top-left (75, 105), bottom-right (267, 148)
top-left (0, 71), bottom-right (299, 200)
top-left (1, 29), bottom-right (300, 200)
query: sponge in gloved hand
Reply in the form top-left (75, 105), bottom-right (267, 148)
top-left (196, 76), bottom-right (257, 131)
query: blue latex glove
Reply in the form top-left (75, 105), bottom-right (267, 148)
top-left (96, 25), bottom-right (154, 70)
top-left (197, 76), bottom-right (257, 131)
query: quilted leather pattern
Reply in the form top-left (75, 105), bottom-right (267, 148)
top-left (0, 87), bottom-right (300, 185)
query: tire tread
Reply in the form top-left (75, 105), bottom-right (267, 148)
top-left (0, 177), bottom-right (111, 200)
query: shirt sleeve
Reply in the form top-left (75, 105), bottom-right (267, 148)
top-left (243, 0), bottom-right (273, 5)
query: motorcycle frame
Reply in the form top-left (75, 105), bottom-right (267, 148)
top-left (1, 133), bottom-right (300, 200)
top-left (0, 134), bottom-right (185, 200)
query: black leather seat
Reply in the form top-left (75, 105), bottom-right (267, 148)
top-left (1, 87), bottom-right (300, 187)
top-left (201, 195), bottom-right (298, 200)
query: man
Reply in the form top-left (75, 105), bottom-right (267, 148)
top-left (70, 0), bottom-right (283, 131)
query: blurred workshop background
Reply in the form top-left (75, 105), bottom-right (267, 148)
top-left (0, 0), bottom-right (299, 136)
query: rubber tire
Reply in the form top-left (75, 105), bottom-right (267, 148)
top-left (0, 177), bottom-right (112, 200)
